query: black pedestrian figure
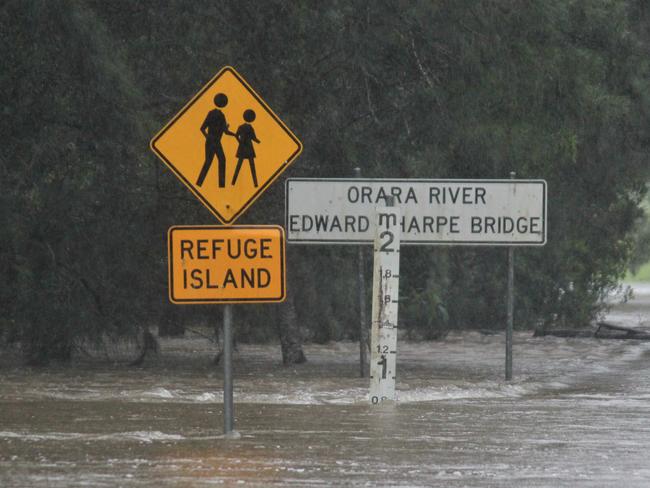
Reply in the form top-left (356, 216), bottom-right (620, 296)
top-left (196, 93), bottom-right (235, 188)
top-left (231, 109), bottom-right (261, 187)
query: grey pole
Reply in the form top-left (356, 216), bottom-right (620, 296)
top-left (223, 304), bottom-right (234, 434)
top-left (355, 167), bottom-right (369, 378)
top-left (505, 171), bottom-right (516, 381)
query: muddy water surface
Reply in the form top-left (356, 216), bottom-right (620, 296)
top-left (1, 284), bottom-right (649, 486)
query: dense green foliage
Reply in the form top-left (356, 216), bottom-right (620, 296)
top-left (2, 0), bottom-right (649, 364)
top-left (629, 194), bottom-right (650, 274)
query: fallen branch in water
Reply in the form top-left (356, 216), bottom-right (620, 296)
top-left (534, 321), bottom-right (650, 340)
top-left (533, 328), bottom-right (594, 338)
top-left (595, 322), bottom-right (650, 340)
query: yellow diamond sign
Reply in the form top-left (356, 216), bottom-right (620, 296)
top-left (150, 66), bottom-right (302, 224)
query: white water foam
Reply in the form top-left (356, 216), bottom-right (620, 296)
top-left (141, 387), bottom-right (175, 399)
top-left (0, 431), bottom-right (185, 443)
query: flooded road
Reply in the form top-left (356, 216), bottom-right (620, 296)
top-left (1, 284), bottom-right (649, 487)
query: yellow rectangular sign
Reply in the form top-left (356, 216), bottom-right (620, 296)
top-left (168, 225), bottom-right (285, 304)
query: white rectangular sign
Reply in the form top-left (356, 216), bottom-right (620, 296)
top-left (285, 178), bottom-right (547, 245)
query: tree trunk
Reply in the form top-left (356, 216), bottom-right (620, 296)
top-left (277, 296), bottom-right (306, 365)
top-left (129, 329), bottom-right (159, 366)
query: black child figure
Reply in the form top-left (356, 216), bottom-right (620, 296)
top-left (231, 109), bottom-right (261, 187)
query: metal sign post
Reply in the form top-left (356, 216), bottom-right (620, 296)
top-left (223, 304), bottom-right (235, 434)
top-left (506, 247), bottom-right (514, 381)
top-left (505, 171), bottom-right (516, 381)
top-left (355, 167), bottom-right (369, 378)
top-left (369, 199), bottom-right (401, 404)
top-left (358, 243), bottom-right (368, 378)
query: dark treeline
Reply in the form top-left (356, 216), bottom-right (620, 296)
top-left (2, 1), bottom-right (649, 365)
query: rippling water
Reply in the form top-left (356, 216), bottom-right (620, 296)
top-left (1, 284), bottom-right (649, 486)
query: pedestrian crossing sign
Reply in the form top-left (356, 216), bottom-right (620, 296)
top-left (150, 66), bottom-right (303, 224)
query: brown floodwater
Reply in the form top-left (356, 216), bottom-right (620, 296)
top-left (1, 284), bottom-right (649, 487)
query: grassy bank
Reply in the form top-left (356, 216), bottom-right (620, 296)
top-left (627, 261), bottom-right (650, 282)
